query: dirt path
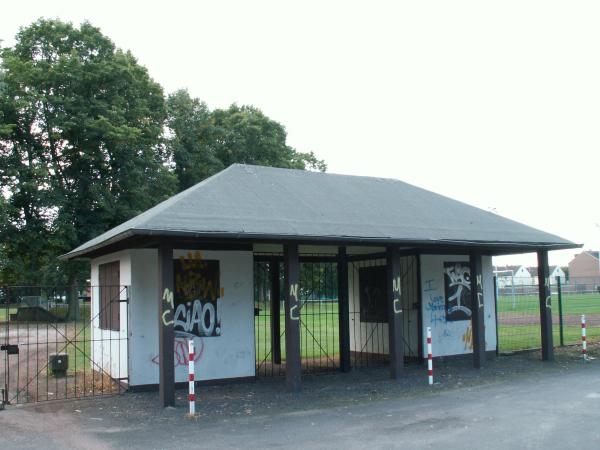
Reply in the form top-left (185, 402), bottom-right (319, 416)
top-left (1, 322), bottom-right (119, 403)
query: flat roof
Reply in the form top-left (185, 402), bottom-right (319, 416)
top-left (64, 164), bottom-right (580, 259)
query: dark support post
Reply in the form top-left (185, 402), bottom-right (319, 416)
top-left (470, 252), bottom-right (486, 368)
top-left (537, 250), bottom-right (554, 361)
top-left (270, 261), bottom-right (282, 364)
top-left (557, 276), bottom-right (564, 347)
top-left (157, 244), bottom-right (175, 407)
top-left (284, 243), bottom-right (301, 391)
top-left (493, 276), bottom-right (499, 356)
top-left (337, 247), bottom-right (351, 372)
top-left (387, 246), bottom-right (404, 379)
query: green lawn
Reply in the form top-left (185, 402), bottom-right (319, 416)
top-left (497, 291), bottom-right (600, 352)
top-left (0, 306), bottom-right (18, 322)
top-left (255, 301), bottom-right (339, 363)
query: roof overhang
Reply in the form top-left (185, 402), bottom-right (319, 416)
top-left (61, 228), bottom-right (582, 260)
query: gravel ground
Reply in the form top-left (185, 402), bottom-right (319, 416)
top-left (1, 343), bottom-right (598, 449)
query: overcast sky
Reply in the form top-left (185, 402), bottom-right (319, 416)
top-left (2, 1), bottom-right (599, 267)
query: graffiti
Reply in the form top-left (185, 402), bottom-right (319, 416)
top-left (174, 299), bottom-right (221, 337)
top-left (424, 279), bottom-right (436, 292)
top-left (443, 262), bottom-right (472, 321)
top-left (544, 277), bottom-right (552, 308)
top-left (162, 288), bottom-right (174, 326)
top-left (174, 253), bottom-right (221, 338)
top-left (392, 276), bottom-right (402, 314)
top-left (152, 338), bottom-right (204, 367)
top-left (289, 283), bottom-right (300, 320)
top-left (476, 274), bottom-right (484, 308)
top-left (426, 294), bottom-right (446, 327)
top-left (462, 325), bottom-right (473, 351)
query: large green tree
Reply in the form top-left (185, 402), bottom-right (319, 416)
top-left (0, 20), bottom-right (176, 300)
top-left (166, 90), bottom-right (325, 191)
top-left (1, 19), bottom-right (327, 309)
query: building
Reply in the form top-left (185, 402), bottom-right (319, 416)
top-left (494, 265), bottom-right (532, 287)
top-left (62, 164), bottom-right (580, 406)
top-left (548, 266), bottom-right (566, 285)
top-left (568, 251), bottom-right (600, 286)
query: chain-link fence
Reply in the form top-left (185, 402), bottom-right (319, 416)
top-left (496, 276), bottom-right (600, 353)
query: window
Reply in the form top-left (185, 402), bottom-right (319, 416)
top-left (98, 261), bottom-right (120, 331)
top-left (359, 265), bottom-right (388, 323)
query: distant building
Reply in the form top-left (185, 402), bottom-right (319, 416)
top-left (495, 265), bottom-right (533, 287)
top-left (525, 265), bottom-right (566, 286)
top-left (568, 251), bottom-right (600, 285)
top-left (548, 266), bottom-right (566, 285)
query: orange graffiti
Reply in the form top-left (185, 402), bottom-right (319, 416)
top-left (175, 251), bottom-right (220, 301)
top-left (462, 325), bottom-right (473, 351)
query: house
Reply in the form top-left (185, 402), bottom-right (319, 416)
top-left (568, 251), bottom-right (600, 286)
top-left (548, 266), bottom-right (566, 285)
top-left (62, 164), bottom-right (580, 406)
top-left (494, 265), bottom-right (533, 287)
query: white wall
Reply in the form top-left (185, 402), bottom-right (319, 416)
top-left (420, 254), bottom-right (497, 358)
top-left (128, 249), bottom-right (255, 386)
top-left (90, 251), bottom-right (130, 382)
top-left (549, 267), bottom-right (566, 284)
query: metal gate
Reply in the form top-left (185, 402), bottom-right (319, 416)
top-left (254, 257), bottom-right (340, 377)
top-left (1, 284), bottom-right (129, 406)
top-left (254, 253), bottom-right (421, 377)
top-left (348, 254), bottom-right (421, 367)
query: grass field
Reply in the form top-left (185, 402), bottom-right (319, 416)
top-left (0, 307), bottom-right (18, 322)
top-left (255, 301), bottom-right (339, 364)
top-left (497, 291), bottom-right (600, 352)
top-left (255, 292), bottom-right (600, 361)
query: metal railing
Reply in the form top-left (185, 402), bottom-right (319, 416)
top-left (496, 277), bottom-right (600, 353)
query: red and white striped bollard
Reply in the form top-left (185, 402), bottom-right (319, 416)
top-left (427, 327), bottom-right (433, 385)
top-left (188, 339), bottom-right (196, 415)
top-left (581, 314), bottom-right (588, 361)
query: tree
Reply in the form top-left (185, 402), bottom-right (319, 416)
top-left (166, 90), bottom-right (326, 191)
top-left (166, 90), bottom-right (223, 191)
top-left (0, 19), bottom-right (176, 317)
top-left (1, 19), bottom-right (327, 318)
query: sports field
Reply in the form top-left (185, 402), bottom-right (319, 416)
top-left (497, 291), bottom-right (600, 352)
top-left (254, 291), bottom-right (600, 363)
top-left (255, 301), bottom-right (339, 365)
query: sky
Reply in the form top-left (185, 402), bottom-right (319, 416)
top-left (2, 1), bottom-right (599, 268)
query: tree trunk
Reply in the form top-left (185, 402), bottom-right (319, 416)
top-left (66, 278), bottom-right (80, 321)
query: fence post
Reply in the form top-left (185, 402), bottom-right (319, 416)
top-left (557, 276), bottom-right (564, 347)
top-left (581, 314), bottom-right (588, 361)
top-left (188, 339), bottom-right (196, 416)
top-left (427, 327), bottom-right (433, 385)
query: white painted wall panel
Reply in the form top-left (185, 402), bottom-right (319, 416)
top-left (128, 249), bottom-right (255, 386)
top-left (90, 251), bottom-right (130, 382)
top-left (420, 255), bottom-right (496, 358)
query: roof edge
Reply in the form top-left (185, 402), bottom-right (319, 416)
top-left (61, 228), bottom-right (582, 260)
